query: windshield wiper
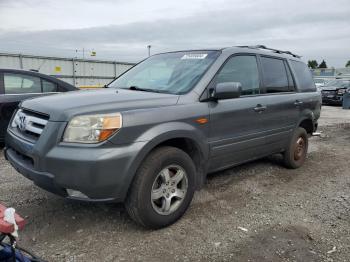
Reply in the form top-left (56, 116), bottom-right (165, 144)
top-left (129, 86), bottom-right (152, 92)
top-left (127, 86), bottom-right (171, 94)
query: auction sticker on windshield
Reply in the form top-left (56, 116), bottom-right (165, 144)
top-left (181, 54), bottom-right (208, 59)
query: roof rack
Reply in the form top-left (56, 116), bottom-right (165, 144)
top-left (236, 45), bottom-right (301, 58)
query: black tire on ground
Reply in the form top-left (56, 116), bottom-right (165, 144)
top-left (125, 146), bottom-right (196, 229)
top-left (283, 127), bottom-right (309, 169)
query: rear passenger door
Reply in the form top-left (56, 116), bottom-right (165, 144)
top-left (257, 56), bottom-right (299, 152)
top-left (0, 72), bottom-right (53, 141)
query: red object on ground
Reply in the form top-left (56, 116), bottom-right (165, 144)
top-left (0, 204), bottom-right (26, 234)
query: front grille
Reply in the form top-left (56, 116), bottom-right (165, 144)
top-left (11, 109), bottom-right (49, 141)
top-left (321, 90), bottom-right (336, 96)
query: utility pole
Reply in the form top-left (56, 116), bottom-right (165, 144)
top-left (147, 45), bottom-right (151, 57)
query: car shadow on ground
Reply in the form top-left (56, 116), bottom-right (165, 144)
top-left (206, 153), bottom-right (297, 187)
top-left (19, 153), bottom-right (295, 235)
top-left (31, 155), bottom-right (291, 216)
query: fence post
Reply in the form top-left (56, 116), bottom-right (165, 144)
top-left (72, 58), bottom-right (76, 86)
top-left (114, 62), bottom-right (117, 78)
top-left (19, 54), bottom-right (23, 69)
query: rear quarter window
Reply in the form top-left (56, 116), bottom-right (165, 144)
top-left (42, 79), bottom-right (57, 92)
top-left (290, 60), bottom-right (316, 92)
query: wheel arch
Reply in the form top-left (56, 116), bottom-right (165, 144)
top-left (297, 108), bottom-right (317, 135)
top-left (138, 132), bottom-right (208, 186)
top-left (120, 130), bottom-right (209, 201)
top-left (297, 117), bottom-right (314, 135)
top-left (153, 137), bottom-right (207, 187)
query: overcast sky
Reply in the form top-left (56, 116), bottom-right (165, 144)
top-left (0, 0), bottom-right (349, 67)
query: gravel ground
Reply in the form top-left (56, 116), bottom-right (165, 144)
top-left (1, 106), bottom-right (350, 262)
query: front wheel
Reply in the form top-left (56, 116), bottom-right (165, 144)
top-left (125, 146), bottom-right (196, 229)
top-left (283, 127), bottom-right (309, 169)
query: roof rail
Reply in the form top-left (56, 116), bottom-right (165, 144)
top-left (236, 45), bottom-right (301, 58)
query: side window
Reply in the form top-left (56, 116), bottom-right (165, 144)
top-left (215, 55), bottom-right (260, 96)
top-left (4, 73), bottom-right (41, 94)
top-left (290, 60), bottom-right (316, 92)
top-left (42, 79), bottom-right (57, 92)
top-left (260, 57), bottom-right (290, 93)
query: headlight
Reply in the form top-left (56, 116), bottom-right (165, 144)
top-left (63, 113), bottom-right (122, 143)
top-left (337, 89), bottom-right (346, 95)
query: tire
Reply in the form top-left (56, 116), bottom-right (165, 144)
top-left (283, 127), bottom-right (308, 169)
top-left (125, 146), bottom-right (196, 229)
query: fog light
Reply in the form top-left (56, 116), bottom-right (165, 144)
top-left (66, 189), bottom-right (89, 199)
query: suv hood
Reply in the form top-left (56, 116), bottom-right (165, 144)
top-left (321, 86), bottom-right (344, 91)
top-left (21, 89), bottom-right (179, 121)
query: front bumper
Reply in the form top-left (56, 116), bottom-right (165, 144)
top-left (5, 128), bottom-right (146, 202)
top-left (321, 94), bottom-right (343, 105)
top-left (5, 147), bottom-right (67, 197)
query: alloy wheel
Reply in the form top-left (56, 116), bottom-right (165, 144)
top-left (151, 165), bottom-right (188, 215)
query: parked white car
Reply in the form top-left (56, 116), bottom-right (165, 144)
top-left (314, 78), bottom-right (327, 88)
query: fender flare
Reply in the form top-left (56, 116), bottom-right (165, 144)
top-left (119, 123), bottom-right (209, 200)
top-left (296, 109), bottom-right (316, 132)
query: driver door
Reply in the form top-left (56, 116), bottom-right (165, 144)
top-left (208, 54), bottom-right (266, 172)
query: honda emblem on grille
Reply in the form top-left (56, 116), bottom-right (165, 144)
top-left (18, 114), bottom-right (27, 132)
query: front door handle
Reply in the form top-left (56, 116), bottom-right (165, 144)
top-left (294, 100), bottom-right (303, 106)
top-left (254, 104), bottom-right (267, 113)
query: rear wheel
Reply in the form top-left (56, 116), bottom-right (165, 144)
top-left (125, 146), bottom-right (196, 229)
top-left (283, 127), bottom-right (308, 169)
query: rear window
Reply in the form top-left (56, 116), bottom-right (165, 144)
top-left (260, 57), bottom-right (291, 93)
top-left (290, 60), bottom-right (316, 92)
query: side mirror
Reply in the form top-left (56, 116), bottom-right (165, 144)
top-left (212, 82), bottom-right (242, 100)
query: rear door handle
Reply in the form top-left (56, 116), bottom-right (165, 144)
top-left (254, 104), bottom-right (267, 113)
top-left (294, 100), bottom-right (303, 106)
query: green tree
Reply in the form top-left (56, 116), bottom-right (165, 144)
top-left (346, 60), bottom-right (350, 67)
top-left (308, 60), bottom-right (318, 69)
top-left (318, 60), bottom-right (327, 68)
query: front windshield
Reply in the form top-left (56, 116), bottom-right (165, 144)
top-left (108, 50), bottom-right (220, 94)
top-left (325, 80), bottom-right (350, 88)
